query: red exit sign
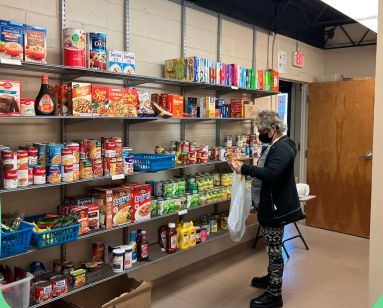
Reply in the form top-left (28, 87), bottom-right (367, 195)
top-left (293, 51), bottom-right (304, 68)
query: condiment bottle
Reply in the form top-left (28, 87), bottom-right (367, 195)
top-left (112, 248), bottom-right (124, 273)
top-left (136, 229), bottom-right (142, 243)
top-left (35, 74), bottom-right (55, 116)
top-left (137, 230), bottom-right (149, 261)
top-left (188, 221), bottom-right (196, 247)
top-left (166, 223), bottom-right (177, 254)
top-left (158, 224), bottom-right (168, 252)
top-left (129, 231), bottom-right (138, 263)
top-left (179, 223), bottom-right (189, 250)
top-left (123, 245), bottom-right (132, 270)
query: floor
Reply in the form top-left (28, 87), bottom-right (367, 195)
top-left (151, 224), bottom-right (369, 308)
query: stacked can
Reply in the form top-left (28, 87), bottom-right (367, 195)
top-left (1, 149), bottom-right (17, 189)
top-left (67, 142), bottom-right (80, 180)
top-left (122, 147), bottom-right (134, 175)
top-left (61, 147), bottom-right (74, 182)
top-left (17, 149), bottom-right (28, 187)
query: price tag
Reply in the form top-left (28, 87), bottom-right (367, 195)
top-left (178, 209), bottom-right (188, 216)
top-left (231, 86), bottom-right (239, 90)
top-left (111, 174), bottom-right (125, 180)
top-left (0, 58), bottom-right (21, 65)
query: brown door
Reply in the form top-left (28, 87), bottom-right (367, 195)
top-left (306, 80), bottom-right (374, 238)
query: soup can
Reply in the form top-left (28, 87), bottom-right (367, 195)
top-left (67, 142), bottom-right (80, 163)
top-left (48, 144), bottom-right (62, 165)
top-left (50, 275), bottom-right (68, 297)
top-left (87, 32), bottom-right (107, 70)
top-left (28, 167), bottom-right (33, 185)
top-left (47, 165), bottom-right (61, 183)
top-left (17, 150), bottom-right (28, 169)
top-left (73, 163), bottom-right (80, 180)
top-left (105, 141), bottom-right (116, 158)
top-left (33, 166), bottom-right (46, 185)
top-left (61, 164), bottom-right (74, 182)
top-left (27, 147), bottom-right (38, 167)
top-left (79, 160), bottom-right (93, 179)
top-left (61, 147), bottom-right (74, 166)
top-left (92, 158), bottom-right (103, 177)
top-left (63, 28), bottom-right (86, 67)
top-left (17, 169), bottom-right (29, 186)
top-left (116, 156), bottom-right (123, 175)
top-left (88, 140), bottom-right (102, 159)
top-left (110, 137), bottom-right (122, 156)
top-left (1, 150), bottom-right (17, 170)
top-left (3, 170), bottom-right (17, 189)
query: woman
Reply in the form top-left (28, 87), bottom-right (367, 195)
top-left (232, 111), bottom-right (303, 308)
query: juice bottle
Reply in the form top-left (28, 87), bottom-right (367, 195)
top-left (166, 223), bottom-right (177, 254)
top-left (179, 223), bottom-right (189, 250)
top-left (188, 221), bottom-right (196, 247)
top-left (129, 230), bottom-right (137, 263)
top-left (137, 230), bottom-right (149, 261)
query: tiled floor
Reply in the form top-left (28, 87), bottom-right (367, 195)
top-left (151, 224), bottom-right (369, 308)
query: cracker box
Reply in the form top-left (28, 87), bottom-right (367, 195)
top-left (109, 87), bottom-right (125, 117)
top-left (123, 51), bottom-right (135, 75)
top-left (69, 206), bottom-right (89, 235)
top-left (123, 88), bottom-right (138, 117)
top-left (0, 20), bottom-right (24, 61)
top-left (166, 94), bottom-right (184, 118)
top-left (107, 50), bottom-right (123, 73)
top-left (0, 80), bottom-right (21, 116)
top-left (24, 24), bottom-right (47, 63)
top-left (69, 82), bottom-right (92, 116)
top-left (124, 183), bottom-right (151, 223)
top-left (92, 85), bottom-right (110, 116)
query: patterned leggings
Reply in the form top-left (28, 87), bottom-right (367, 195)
top-left (263, 226), bottom-right (284, 296)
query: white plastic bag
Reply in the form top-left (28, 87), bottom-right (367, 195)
top-left (228, 173), bottom-right (252, 242)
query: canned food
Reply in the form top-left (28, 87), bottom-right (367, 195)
top-left (103, 157), bottom-right (116, 176)
top-left (50, 275), bottom-right (68, 297)
top-left (79, 160), bottom-right (93, 179)
top-left (198, 151), bottom-right (208, 163)
top-left (37, 144), bottom-right (48, 166)
top-left (17, 169), bottom-right (29, 186)
top-left (67, 142), bottom-right (80, 163)
top-left (105, 141), bottom-right (116, 158)
top-left (47, 165), bottom-right (61, 183)
top-left (53, 259), bottom-right (63, 274)
top-left (157, 198), bottom-right (165, 215)
top-left (61, 164), bottom-right (74, 182)
top-left (92, 158), bottom-right (103, 177)
top-left (87, 32), bottom-right (107, 70)
top-left (116, 156), bottom-right (123, 175)
top-left (3, 170), bottom-right (17, 189)
top-left (123, 155), bottom-right (134, 175)
top-left (48, 144), bottom-right (62, 165)
top-left (27, 147), bottom-right (38, 166)
top-left (1, 150), bottom-right (17, 171)
top-left (224, 135), bottom-right (233, 147)
top-left (63, 28), bottom-right (86, 67)
top-left (88, 140), bottom-right (101, 159)
top-left (111, 137), bottom-right (122, 156)
top-left (61, 147), bottom-right (74, 165)
top-left (34, 281), bottom-right (52, 304)
top-left (201, 144), bottom-right (209, 153)
top-left (17, 150), bottom-right (28, 169)
top-left (62, 261), bottom-right (74, 275)
top-left (73, 163), bottom-right (80, 180)
top-left (28, 167), bottom-right (33, 185)
top-left (181, 141), bottom-right (190, 153)
top-left (188, 151), bottom-right (197, 164)
top-left (172, 196), bottom-right (181, 211)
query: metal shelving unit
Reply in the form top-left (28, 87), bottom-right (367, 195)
top-left (29, 222), bottom-right (256, 308)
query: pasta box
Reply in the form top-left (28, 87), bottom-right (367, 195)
top-left (123, 88), bottom-right (138, 117)
top-left (0, 80), bottom-right (21, 116)
top-left (124, 183), bottom-right (151, 223)
top-left (24, 24), bottom-right (47, 63)
top-left (109, 87), bottom-right (125, 117)
top-left (0, 20), bottom-right (24, 61)
top-left (107, 50), bottom-right (123, 73)
top-left (68, 82), bottom-right (92, 116)
top-left (122, 51), bottom-right (135, 75)
top-left (92, 85), bottom-right (110, 116)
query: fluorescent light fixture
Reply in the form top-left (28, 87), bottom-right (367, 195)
top-left (321, 0), bottom-right (378, 32)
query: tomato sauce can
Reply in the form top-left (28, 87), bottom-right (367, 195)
top-left (17, 169), bottom-right (29, 186)
top-left (48, 144), bottom-right (62, 165)
top-left (47, 165), bottom-right (61, 183)
top-left (3, 170), bottom-right (17, 189)
top-left (50, 275), bottom-right (68, 297)
top-left (92, 158), bottom-right (103, 177)
top-left (103, 157), bottom-right (116, 176)
top-left (34, 280), bottom-right (52, 303)
top-left (61, 147), bottom-right (74, 166)
top-left (110, 137), bottom-right (122, 156)
top-left (73, 163), bottom-right (80, 180)
top-left (1, 150), bottom-right (17, 170)
top-left (67, 142), bottom-right (80, 163)
top-left (17, 150), bottom-right (28, 169)
top-left (27, 147), bottom-right (38, 167)
top-left (63, 28), bottom-right (86, 67)
top-left (61, 164), bottom-right (74, 182)
top-left (86, 32), bottom-right (107, 70)
top-left (79, 160), bottom-right (93, 179)
top-left (79, 139), bottom-right (88, 160)
top-left (33, 166), bottom-right (46, 184)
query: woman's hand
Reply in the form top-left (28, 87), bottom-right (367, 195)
top-left (227, 158), bottom-right (243, 174)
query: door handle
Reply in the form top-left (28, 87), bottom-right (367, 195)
top-left (361, 152), bottom-right (373, 161)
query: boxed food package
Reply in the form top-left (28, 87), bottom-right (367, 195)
top-left (107, 50), bottom-right (123, 73)
top-left (258, 70), bottom-right (264, 90)
top-left (92, 187), bottom-right (113, 229)
top-left (187, 97), bottom-right (197, 116)
top-left (56, 84), bottom-right (69, 116)
top-left (86, 32), bottom-right (107, 70)
top-left (186, 56), bottom-right (200, 82)
top-left (269, 69), bottom-right (280, 91)
top-left (65, 195), bottom-right (94, 207)
top-left (230, 99), bottom-right (244, 118)
top-left (92, 85), bottom-right (110, 116)
top-left (166, 94), bottom-right (183, 118)
top-left (24, 24), bottom-right (47, 63)
top-left (0, 20), bottom-right (24, 61)
top-left (137, 91), bottom-right (155, 117)
top-left (232, 64), bottom-right (239, 87)
top-left (109, 87), bottom-right (125, 117)
top-left (164, 59), bottom-right (175, 79)
top-left (0, 80), bottom-right (21, 116)
top-left (20, 98), bottom-right (35, 116)
top-left (264, 71), bottom-right (271, 91)
top-left (69, 206), bottom-right (89, 235)
top-left (87, 203), bottom-right (100, 230)
top-left (209, 61), bottom-right (216, 84)
top-left (124, 183), bottom-right (151, 223)
top-left (54, 276), bottom-right (151, 308)
top-left (249, 68), bottom-right (255, 89)
top-left (69, 82), bottom-right (92, 116)
top-left (123, 51), bottom-right (135, 75)
top-left (243, 102), bottom-right (258, 118)
top-left (123, 88), bottom-right (138, 117)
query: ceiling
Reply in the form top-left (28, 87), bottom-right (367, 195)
top-left (186, 0), bottom-right (376, 49)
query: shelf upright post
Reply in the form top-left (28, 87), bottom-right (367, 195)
top-left (251, 25), bottom-right (257, 166)
top-left (181, 0), bottom-right (186, 58)
top-left (59, 0), bottom-right (66, 64)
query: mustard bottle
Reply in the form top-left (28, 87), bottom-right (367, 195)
top-left (179, 223), bottom-right (189, 250)
top-left (176, 223), bottom-right (182, 248)
top-left (188, 221), bottom-right (196, 247)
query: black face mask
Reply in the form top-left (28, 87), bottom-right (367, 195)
top-left (259, 129), bottom-right (275, 144)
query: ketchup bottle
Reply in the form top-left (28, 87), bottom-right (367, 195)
top-left (166, 223), bottom-right (177, 254)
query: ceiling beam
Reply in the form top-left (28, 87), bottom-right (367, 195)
top-left (339, 25), bottom-right (356, 46)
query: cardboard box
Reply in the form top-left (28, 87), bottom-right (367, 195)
top-left (55, 276), bottom-right (151, 308)
top-left (123, 183), bottom-right (151, 223)
top-left (69, 82), bottom-right (92, 116)
top-left (123, 88), bottom-right (138, 117)
top-left (166, 94), bottom-right (184, 118)
top-left (230, 99), bottom-right (244, 118)
top-left (109, 87), bottom-right (125, 117)
top-left (92, 85), bottom-right (109, 116)
top-left (0, 80), bottom-right (21, 116)
top-left (122, 51), bottom-right (135, 75)
top-left (243, 102), bottom-right (258, 118)
top-left (107, 50), bottom-right (123, 73)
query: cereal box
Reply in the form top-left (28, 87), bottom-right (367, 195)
top-left (123, 88), bottom-right (138, 117)
top-left (86, 32), bottom-right (107, 70)
top-left (166, 94), bottom-right (183, 118)
top-left (69, 82), bottom-right (92, 116)
top-left (24, 25), bottom-right (47, 63)
top-left (264, 71), bottom-right (271, 91)
top-left (186, 56), bottom-right (200, 82)
top-left (109, 87), bottom-right (125, 117)
top-left (124, 183), bottom-right (151, 223)
top-left (137, 91), bottom-right (155, 117)
top-left (0, 80), bottom-right (21, 116)
top-left (122, 51), bottom-right (135, 75)
top-left (107, 50), bottom-right (123, 73)
top-left (0, 20), bottom-right (24, 61)
top-left (258, 70), bottom-right (264, 90)
top-left (92, 85), bottom-right (109, 116)
top-left (269, 69), bottom-right (280, 92)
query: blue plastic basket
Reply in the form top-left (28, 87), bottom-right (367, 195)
top-left (26, 215), bottom-right (80, 249)
top-left (1, 221), bottom-right (34, 258)
top-left (134, 154), bottom-right (176, 172)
